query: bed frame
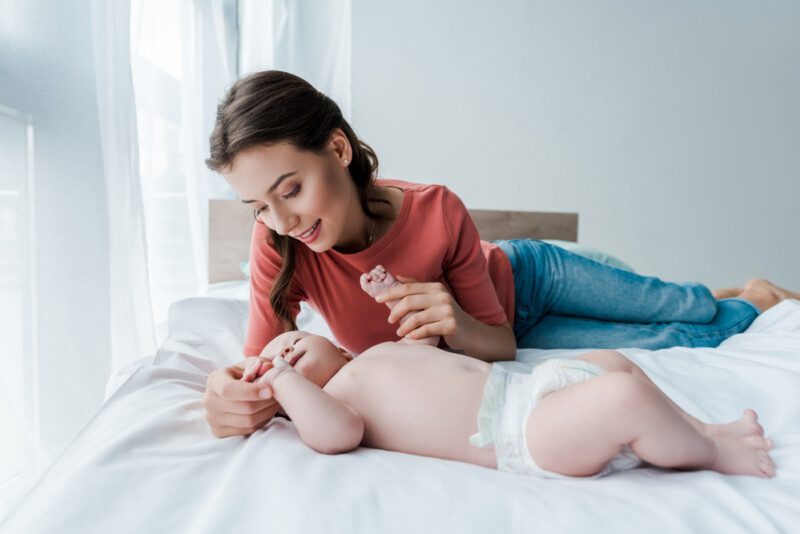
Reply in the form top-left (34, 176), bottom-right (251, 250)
top-left (208, 199), bottom-right (578, 284)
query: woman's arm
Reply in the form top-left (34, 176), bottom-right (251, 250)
top-left (456, 318), bottom-right (516, 362)
top-left (378, 278), bottom-right (517, 362)
top-left (266, 362), bottom-right (364, 454)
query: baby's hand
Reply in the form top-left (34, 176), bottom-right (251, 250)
top-left (254, 356), bottom-right (296, 398)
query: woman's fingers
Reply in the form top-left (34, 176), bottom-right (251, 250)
top-left (202, 363), bottom-right (284, 437)
top-left (241, 358), bottom-right (263, 382)
top-left (387, 294), bottom-right (435, 324)
top-left (402, 322), bottom-right (439, 341)
top-left (205, 395), bottom-right (277, 416)
top-left (242, 358), bottom-right (274, 382)
top-left (398, 314), bottom-right (457, 339)
top-left (375, 281), bottom-right (444, 303)
top-left (208, 404), bottom-right (280, 431)
top-left (394, 308), bottom-right (437, 337)
top-left (208, 365), bottom-right (273, 404)
top-left (202, 386), bottom-right (281, 436)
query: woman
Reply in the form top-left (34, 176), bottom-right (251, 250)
top-left (201, 70), bottom-right (798, 438)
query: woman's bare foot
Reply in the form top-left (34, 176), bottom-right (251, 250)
top-left (359, 265), bottom-right (440, 346)
top-left (703, 409), bottom-right (765, 439)
top-left (709, 434), bottom-right (776, 478)
top-left (737, 278), bottom-right (800, 313)
top-left (712, 287), bottom-right (743, 299)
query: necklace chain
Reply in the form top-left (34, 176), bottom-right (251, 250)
top-left (367, 217), bottom-right (376, 246)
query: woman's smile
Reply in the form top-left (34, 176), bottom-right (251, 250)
top-left (295, 218), bottom-right (322, 244)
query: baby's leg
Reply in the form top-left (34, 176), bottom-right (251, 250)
top-left (525, 371), bottom-right (775, 477)
top-left (577, 350), bottom-right (765, 439)
top-left (359, 265), bottom-right (439, 346)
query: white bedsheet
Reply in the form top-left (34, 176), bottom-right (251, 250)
top-left (3, 295), bottom-right (800, 534)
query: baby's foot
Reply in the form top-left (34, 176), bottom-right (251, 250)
top-left (359, 265), bottom-right (440, 346)
top-left (704, 409), bottom-right (765, 439)
top-left (709, 435), bottom-right (776, 478)
top-left (359, 265), bottom-right (397, 299)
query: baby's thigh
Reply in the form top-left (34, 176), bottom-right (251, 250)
top-left (576, 349), bottom-right (633, 373)
top-left (525, 373), bottom-right (629, 476)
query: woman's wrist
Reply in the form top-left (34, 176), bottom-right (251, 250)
top-left (459, 317), bottom-right (516, 361)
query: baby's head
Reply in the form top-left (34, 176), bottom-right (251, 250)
top-left (260, 331), bottom-right (353, 387)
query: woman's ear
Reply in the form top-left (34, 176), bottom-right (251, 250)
top-left (329, 128), bottom-right (351, 163)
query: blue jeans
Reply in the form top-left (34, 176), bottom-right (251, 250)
top-left (493, 239), bottom-right (760, 350)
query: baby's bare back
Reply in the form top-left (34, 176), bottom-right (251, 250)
top-left (323, 342), bottom-right (497, 468)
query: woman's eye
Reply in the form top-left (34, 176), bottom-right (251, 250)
top-left (282, 185), bottom-right (301, 200)
top-left (253, 206), bottom-right (266, 219)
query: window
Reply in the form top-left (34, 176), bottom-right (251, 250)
top-left (0, 105), bottom-right (40, 495)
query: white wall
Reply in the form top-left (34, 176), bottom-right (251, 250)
top-left (351, 0), bottom-right (800, 289)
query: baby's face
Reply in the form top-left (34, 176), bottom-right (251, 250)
top-left (260, 331), bottom-right (352, 387)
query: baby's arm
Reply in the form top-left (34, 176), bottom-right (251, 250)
top-left (262, 358), bottom-right (364, 454)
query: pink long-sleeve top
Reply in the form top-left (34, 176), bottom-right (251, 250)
top-left (243, 179), bottom-right (515, 356)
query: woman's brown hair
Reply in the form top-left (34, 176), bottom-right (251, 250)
top-left (206, 70), bottom-right (386, 332)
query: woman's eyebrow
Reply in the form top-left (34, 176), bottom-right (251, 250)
top-left (240, 171), bottom-right (298, 203)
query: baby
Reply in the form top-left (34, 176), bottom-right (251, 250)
top-left (240, 266), bottom-right (776, 479)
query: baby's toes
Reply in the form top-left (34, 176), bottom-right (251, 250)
top-left (756, 450), bottom-right (776, 478)
top-left (743, 409), bottom-right (765, 436)
top-left (359, 273), bottom-right (371, 290)
top-left (743, 408), bottom-right (762, 425)
top-left (742, 435), bottom-right (772, 450)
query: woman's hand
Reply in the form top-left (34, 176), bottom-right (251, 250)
top-left (202, 358), bottom-right (281, 438)
top-left (375, 275), bottom-right (471, 350)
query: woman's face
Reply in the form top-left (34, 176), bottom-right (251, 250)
top-left (261, 331), bottom-right (352, 387)
top-left (223, 130), bottom-right (366, 253)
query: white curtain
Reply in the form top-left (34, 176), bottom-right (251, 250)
top-left (130, 0), bottom-right (238, 334)
top-left (1, 0), bottom-right (348, 519)
top-left (92, 0), bottom-right (157, 371)
top-left (238, 0), bottom-right (352, 120)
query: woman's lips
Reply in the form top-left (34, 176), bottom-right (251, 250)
top-left (297, 219), bottom-right (321, 243)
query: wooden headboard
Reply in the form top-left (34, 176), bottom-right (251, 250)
top-left (208, 199), bottom-right (578, 283)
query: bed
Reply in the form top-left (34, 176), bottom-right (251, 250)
top-left (3, 200), bottom-right (800, 533)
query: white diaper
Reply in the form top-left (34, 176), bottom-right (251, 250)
top-left (469, 359), bottom-right (642, 479)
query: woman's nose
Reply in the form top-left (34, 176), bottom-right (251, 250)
top-left (271, 208), bottom-right (298, 236)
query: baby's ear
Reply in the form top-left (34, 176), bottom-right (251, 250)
top-left (339, 348), bottom-right (354, 360)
